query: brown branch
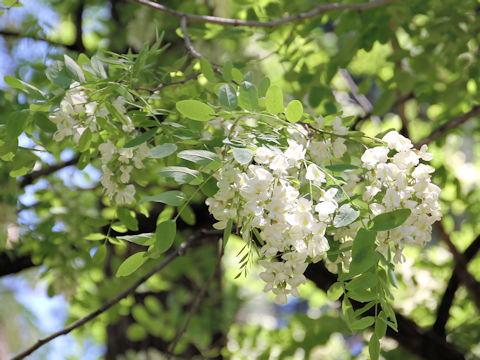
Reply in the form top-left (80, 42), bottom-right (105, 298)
top-left (179, 17), bottom-right (222, 77)
top-left (19, 156), bottom-right (80, 188)
top-left (0, 251), bottom-right (35, 277)
top-left (0, 0), bottom-right (19, 10)
top-left (132, 0), bottom-right (402, 28)
top-left (415, 105), bottom-right (480, 147)
top-left (0, 29), bottom-right (82, 52)
top-left (433, 234), bottom-right (480, 337)
top-left (434, 222), bottom-right (480, 310)
top-left (10, 229), bottom-right (222, 360)
top-left (305, 262), bottom-right (465, 360)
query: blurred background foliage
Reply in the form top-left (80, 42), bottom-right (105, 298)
top-left (1, 0), bottom-right (480, 359)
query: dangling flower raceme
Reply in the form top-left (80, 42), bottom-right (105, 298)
top-left (206, 123), bottom-right (441, 304)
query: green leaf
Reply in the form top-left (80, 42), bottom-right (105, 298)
top-left (177, 149), bottom-right (219, 166)
top-left (6, 111), bottom-right (29, 138)
top-left (327, 282), bottom-right (344, 301)
top-left (372, 89), bottom-right (396, 116)
top-left (85, 233), bottom-right (106, 241)
top-left (4, 75), bottom-right (46, 99)
top-left (238, 81), bottom-right (258, 111)
top-left (265, 85), bottom-right (284, 114)
top-left (218, 84), bottom-right (238, 110)
top-left (232, 147), bottom-right (253, 165)
top-left (375, 311), bottom-right (388, 338)
top-left (242, 71), bottom-right (254, 83)
top-left (223, 61), bottom-right (233, 82)
top-left (77, 128), bottom-right (92, 152)
top-left (176, 100), bottom-right (215, 121)
top-left (45, 60), bottom-right (71, 88)
top-left (333, 204), bottom-right (360, 228)
top-left (158, 166), bottom-right (199, 184)
top-left (116, 252), bottom-right (148, 277)
top-left (179, 205), bottom-right (196, 225)
top-left (351, 316), bottom-right (375, 330)
top-left (285, 100), bottom-right (303, 123)
top-left (117, 233), bottom-right (154, 246)
top-left (200, 177), bottom-right (219, 197)
top-left (224, 218), bottom-right (233, 245)
top-left (64, 54), bottom-right (86, 83)
top-left (349, 229), bottom-right (378, 277)
top-left (231, 68), bottom-right (243, 83)
top-left (117, 208), bottom-right (139, 231)
top-left (370, 209), bottom-right (411, 232)
top-left (258, 77), bottom-right (270, 97)
top-left (124, 128), bottom-right (157, 148)
top-left (92, 245), bottom-right (106, 264)
top-left (149, 143), bottom-right (177, 158)
top-left (155, 220), bottom-right (176, 253)
top-left (346, 273), bottom-right (378, 291)
top-left (139, 191), bottom-right (186, 206)
top-left (369, 334), bottom-right (380, 360)
top-left (348, 289), bottom-right (377, 302)
top-left (200, 58), bottom-right (215, 82)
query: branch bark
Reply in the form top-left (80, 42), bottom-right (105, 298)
top-left (132, 0), bottom-right (401, 28)
top-left (415, 105), bottom-right (480, 147)
top-left (19, 156), bottom-right (80, 188)
top-left (10, 229), bottom-right (222, 360)
top-left (0, 29), bottom-right (82, 52)
top-left (0, 251), bottom-right (35, 277)
top-left (433, 234), bottom-right (480, 337)
top-left (434, 222), bottom-right (480, 311)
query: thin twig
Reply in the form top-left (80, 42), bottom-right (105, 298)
top-left (132, 0), bottom-right (402, 28)
top-left (167, 237), bottom-right (224, 359)
top-left (434, 222), bottom-right (480, 311)
top-left (135, 72), bottom-right (201, 93)
top-left (20, 156), bottom-right (80, 188)
top-left (0, 29), bottom-right (81, 52)
top-left (433, 233), bottom-right (480, 337)
top-left (180, 16), bottom-right (222, 77)
top-left (415, 105), bottom-right (480, 147)
top-left (10, 230), bottom-right (222, 360)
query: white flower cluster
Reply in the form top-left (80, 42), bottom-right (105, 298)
top-left (206, 121), bottom-right (351, 304)
top-left (49, 82), bottom-right (108, 142)
top-left (99, 141), bottom-right (149, 204)
top-left (361, 131), bottom-right (441, 263)
top-left (50, 84), bottom-right (146, 204)
top-left (206, 120), bottom-right (441, 304)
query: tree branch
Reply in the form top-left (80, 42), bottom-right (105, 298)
top-left (433, 234), bottom-right (480, 337)
top-left (0, 251), bottom-right (35, 277)
top-left (19, 156), bottom-right (80, 188)
top-left (434, 222), bottom-right (480, 310)
top-left (0, 29), bottom-right (82, 52)
top-left (415, 105), bottom-right (480, 147)
top-left (10, 229), bottom-right (222, 360)
top-left (304, 262), bottom-right (465, 360)
top-left (135, 72), bottom-right (201, 93)
top-left (132, 0), bottom-right (401, 28)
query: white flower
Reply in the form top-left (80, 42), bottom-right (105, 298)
top-left (284, 139), bottom-right (305, 163)
top-left (417, 144), bottom-right (434, 161)
top-left (120, 165), bottom-right (133, 183)
top-left (382, 131), bottom-right (413, 152)
top-left (99, 141), bottom-right (117, 164)
top-left (412, 164), bottom-right (435, 180)
top-left (309, 140), bottom-right (332, 164)
top-left (332, 117), bottom-right (348, 135)
top-left (332, 138), bottom-right (347, 158)
top-left (306, 164), bottom-right (326, 183)
top-left (254, 146), bottom-right (274, 164)
top-left (115, 185), bottom-right (136, 204)
top-left (269, 154), bottom-right (289, 174)
top-left (361, 146), bottom-right (389, 169)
